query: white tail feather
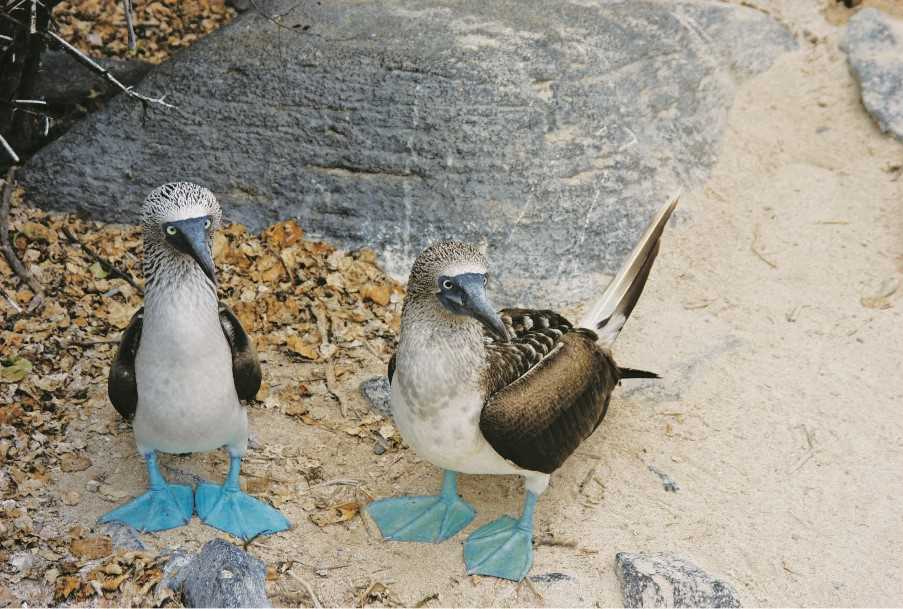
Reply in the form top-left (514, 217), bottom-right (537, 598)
top-left (578, 193), bottom-right (680, 345)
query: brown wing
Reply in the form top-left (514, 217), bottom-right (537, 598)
top-left (481, 308), bottom-right (575, 395)
top-left (108, 307), bottom-right (143, 421)
top-left (219, 303), bottom-right (262, 401)
top-left (480, 309), bottom-right (620, 474)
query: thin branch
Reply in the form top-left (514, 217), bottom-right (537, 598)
top-left (121, 0), bottom-right (136, 51)
top-left (0, 133), bottom-right (19, 163)
top-left (0, 12), bottom-right (174, 110)
top-left (61, 224), bottom-right (144, 295)
top-left (0, 167), bottom-right (44, 311)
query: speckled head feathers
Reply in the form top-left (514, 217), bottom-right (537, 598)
top-left (141, 182), bottom-right (222, 234)
top-left (406, 240), bottom-right (488, 299)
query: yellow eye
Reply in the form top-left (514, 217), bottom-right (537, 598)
top-left (165, 226), bottom-right (177, 236)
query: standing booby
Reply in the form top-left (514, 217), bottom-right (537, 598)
top-left (100, 182), bottom-right (289, 540)
top-left (366, 196), bottom-right (678, 581)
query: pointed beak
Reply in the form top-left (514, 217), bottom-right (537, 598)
top-left (455, 275), bottom-right (510, 342)
top-left (165, 217), bottom-right (217, 284)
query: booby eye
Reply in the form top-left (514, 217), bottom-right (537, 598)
top-left (442, 279), bottom-right (454, 290)
top-left (483, 275), bottom-right (488, 286)
top-left (204, 218), bottom-right (211, 229)
top-left (165, 226), bottom-right (177, 236)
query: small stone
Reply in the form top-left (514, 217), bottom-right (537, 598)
top-left (844, 9), bottom-right (903, 142)
top-left (164, 539), bottom-right (271, 608)
top-left (100, 522), bottom-right (145, 551)
top-left (360, 376), bottom-right (392, 419)
top-left (62, 490), bottom-right (80, 506)
top-left (615, 552), bottom-right (741, 608)
top-left (86, 480), bottom-right (100, 493)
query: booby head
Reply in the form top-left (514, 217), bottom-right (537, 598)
top-left (405, 241), bottom-right (510, 341)
top-left (141, 182), bottom-right (222, 284)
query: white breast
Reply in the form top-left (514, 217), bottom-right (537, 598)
top-left (133, 290), bottom-right (246, 455)
top-left (391, 344), bottom-right (521, 478)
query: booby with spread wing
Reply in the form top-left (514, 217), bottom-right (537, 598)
top-left (100, 182), bottom-right (289, 540)
top-left (366, 196), bottom-right (677, 581)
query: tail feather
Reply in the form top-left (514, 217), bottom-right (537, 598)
top-left (579, 193), bottom-right (679, 346)
top-left (618, 367), bottom-right (661, 379)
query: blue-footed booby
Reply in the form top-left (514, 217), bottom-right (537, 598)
top-left (100, 182), bottom-right (289, 540)
top-left (366, 196), bottom-right (678, 581)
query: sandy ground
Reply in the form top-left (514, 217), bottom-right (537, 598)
top-left (34, 1), bottom-right (903, 606)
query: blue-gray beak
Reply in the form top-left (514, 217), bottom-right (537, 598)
top-left (163, 216), bottom-right (216, 284)
top-left (438, 273), bottom-right (510, 342)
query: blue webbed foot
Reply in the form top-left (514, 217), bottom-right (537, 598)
top-left (98, 452), bottom-right (193, 532)
top-left (463, 491), bottom-right (537, 581)
top-left (196, 455), bottom-right (290, 541)
top-left (366, 470), bottom-right (475, 543)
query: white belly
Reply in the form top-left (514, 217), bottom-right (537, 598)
top-left (133, 304), bottom-right (246, 455)
top-left (391, 371), bottom-right (521, 477)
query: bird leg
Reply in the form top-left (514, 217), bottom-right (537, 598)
top-left (98, 451), bottom-right (194, 532)
top-left (195, 451), bottom-right (290, 541)
top-left (463, 490), bottom-right (537, 581)
top-left (366, 469), bottom-right (476, 543)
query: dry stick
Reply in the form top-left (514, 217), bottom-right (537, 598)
top-left (289, 572), bottom-right (322, 609)
top-left (121, 0), bottom-right (136, 50)
top-left (0, 12), bottom-right (173, 110)
top-left (61, 224), bottom-right (144, 295)
top-left (751, 224), bottom-right (778, 269)
top-left (0, 133), bottom-right (19, 163)
top-left (0, 167), bottom-right (44, 311)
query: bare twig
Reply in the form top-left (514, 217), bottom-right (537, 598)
top-left (751, 224), bottom-right (777, 269)
top-left (121, 0), bottom-right (136, 50)
top-left (62, 224), bottom-right (144, 295)
top-left (0, 167), bottom-right (44, 311)
top-left (0, 133), bottom-right (19, 163)
top-left (0, 12), bottom-right (174, 110)
top-left (414, 592), bottom-right (439, 608)
top-left (325, 362), bottom-right (348, 418)
top-left (289, 572), bottom-right (321, 608)
top-left (297, 478), bottom-right (362, 496)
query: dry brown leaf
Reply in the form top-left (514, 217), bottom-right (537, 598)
top-left (60, 452), bottom-right (93, 472)
top-left (53, 576), bottom-right (81, 602)
top-left (70, 536), bottom-right (113, 560)
top-left (309, 500), bottom-right (360, 526)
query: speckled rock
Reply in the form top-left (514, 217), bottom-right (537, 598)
top-left (844, 8), bottom-right (903, 142)
top-left (22, 0), bottom-right (794, 306)
top-left (615, 552), bottom-right (741, 608)
top-left (160, 539), bottom-right (270, 608)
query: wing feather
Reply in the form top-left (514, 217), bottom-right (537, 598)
top-left (480, 308), bottom-right (620, 473)
top-left (219, 303), bottom-right (262, 401)
top-left (108, 307), bottom-right (143, 421)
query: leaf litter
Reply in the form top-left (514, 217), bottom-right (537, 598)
top-left (0, 179), bottom-right (404, 605)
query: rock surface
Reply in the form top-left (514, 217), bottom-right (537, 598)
top-left (844, 8), bottom-right (903, 142)
top-left (160, 539), bottom-right (270, 608)
top-left (22, 0), bottom-right (794, 306)
top-left (615, 552), bottom-right (741, 608)
top-left (360, 376), bottom-right (392, 418)
top-left (36, 51), bottom-right (153, 105)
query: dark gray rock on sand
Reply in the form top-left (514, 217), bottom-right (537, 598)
top-left (615, 552), bottom-right (741, 608)
top-left (844, 8), bottom-right (903, 142)
top-left (360, 376), bottom-right (392, 419)
top-left (23, 1), bottom-right (794, 306)
top-left (160, 539), bottom-right (270, 608)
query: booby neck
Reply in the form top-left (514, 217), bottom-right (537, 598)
top-left (397, 299), bottom-right (487, 391)
top-left (142, 240), bottom-right (218, 315)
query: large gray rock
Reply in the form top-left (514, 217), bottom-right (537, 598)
top-left (22, 1), bottom-right (794, 306)
top-left (615, 552), bottom-right (741, 608)
top-left (161, 539), bottom-right (270, 608)
top-left (845, 8), bottom-right (903, 142)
